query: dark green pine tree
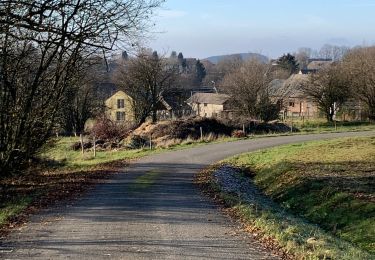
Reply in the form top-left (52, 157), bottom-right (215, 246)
top-left (177, 52), bottom-right (184, 61)
top-left (170, 51), bottom-right (177, 59)
top-left (195, 59), bottom-right (206, 86)
top-left (177, 52), bottom-right (187, 72)
top-left (277, 53), bottom-right (299, 74)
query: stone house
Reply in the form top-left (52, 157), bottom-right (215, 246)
top-left (269, 74), bottom-right (319, 118)
top-left (105, 90), bottom-right (173, 123)
top-left (269, 73), bottom-right (364, 120)
top-left (300, 59), bottom-right (333, 74)
top-left (186, 93), bottom-right (232, 118)
top-left (105, 90), bottom-right (136, 123)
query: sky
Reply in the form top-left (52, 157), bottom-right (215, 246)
top-left (148, 0), bottom-right (375, 59)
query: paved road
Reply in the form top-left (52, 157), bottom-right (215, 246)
top-left (1, 131), bottom-right (374, 259)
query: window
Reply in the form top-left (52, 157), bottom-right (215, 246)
top-left (116, 111), bottom-right (125, 121)
top-left (289, 102), bottom-right (295, 107)
top-left (117, 99), bottom-right (125, 109)
top-left (204, 103), bottom-right (208, 107)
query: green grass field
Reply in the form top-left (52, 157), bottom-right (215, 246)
top-left (286, 118), bottom-right (375, 134)
top-left (39, 137), bottom-right (158, 170)
top-left (221, 136), bottom-right (375, 258)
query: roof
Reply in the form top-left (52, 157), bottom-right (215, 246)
top-left (189, 86), bottom-right (217, 94)
top-left (308, 58), bottom-right (332, 63)
top-left (307, 60), bottom-right (333, 71)
top-left (158, 97), bottom-right (172, 111)
top-left (186, 93), bottom-right (230, 105)
top-left (269, 74), bottom-right (309, 98)
top-left (97, 82), bottom-right (118, 100)
top-left (106, 90), bottom-right (172, 111)
top-left (300, 59), bottom-right (333, 74)
top-left (268, 79), bottom-right (286, 95)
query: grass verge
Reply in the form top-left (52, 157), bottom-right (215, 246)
top-left (288, 118), bottom-right (375, 134)
top-left (197, 136), bottom-right (375, 259)
top-left (0, 136), bottom-right (157, 236)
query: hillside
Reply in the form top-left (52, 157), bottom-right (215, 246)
top-left (204, 53), bottom-right (269, 64)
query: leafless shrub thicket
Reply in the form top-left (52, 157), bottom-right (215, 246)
top-left (0, 0), bottom-right (163, 174)
top-left (301, 46), bottom-right (375, 121)
top-left (342, 47), bottom-right (375, 121)
top-left (301, 63), bottom-right (351, 122)
top-left (220, 59), bottom-right (280, 122)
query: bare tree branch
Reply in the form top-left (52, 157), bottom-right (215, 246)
top-left (0, 0), bottom-right (163, 173)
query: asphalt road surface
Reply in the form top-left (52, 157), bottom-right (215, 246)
top-left (1, 131), bottom-right (374, 259)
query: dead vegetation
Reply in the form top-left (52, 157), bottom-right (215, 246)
top-left (125, 117), bottom-right (294, 149)
top-left (128, 117), bottom-right (233, 148)
top-left (0, 159), bottom-right (128, 237)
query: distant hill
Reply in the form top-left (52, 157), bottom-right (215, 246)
top-left (203, 53), bottom-right (269, 64)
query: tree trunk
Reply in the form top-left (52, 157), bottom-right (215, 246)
top-left (369, 109), bottom-right (375, 122)
top-left (326, 110), bottom-right (334, 122)
top-left (152, 108), bottom-right (157, 123)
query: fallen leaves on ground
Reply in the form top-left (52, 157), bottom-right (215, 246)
top-left (0, 159), bottom-right (129, 237)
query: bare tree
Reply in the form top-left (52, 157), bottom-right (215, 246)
top-left (343, 46), bottom-right (375, 121)
top-left (319, 44), bottom-right (350, 61)
top-left (220, 59), bottom-right (277, 121)
top-left (216, 56), bottom-right (244, 76)
top-left (114, 50), bottom-right (177, 125)
top-left (0, 0), bottom-right (163, 173)
top-left (319, 44), bottom-right (334, 60)
top-left (301, 63), bottom-right (351, 121)
top-left (59, 61), bottom-right (104, 135)
top-left (295, 47), bottom-right (312, 69)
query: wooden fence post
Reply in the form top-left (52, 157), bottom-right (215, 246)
top-left (93, 136), bottom-right (96, 157)
top-left (290, 118), bottom-right (293, 133)
top-left (80, 134), bottom-right (84, 155)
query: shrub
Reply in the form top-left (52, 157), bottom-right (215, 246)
top-left (71, 141), bottom-right (92, 151)
top-left (124, 135), bottom-right (148, 149)
top-left (90, 117), bottom-right (132, 142)
top-left (232, 130), bottom-right (246, 138)
top-left (256, 99), bottom-right (280, 122)
top-left (150, 117), bottom-right (233, 140)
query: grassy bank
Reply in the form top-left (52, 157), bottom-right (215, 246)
top-left (286, 118), bottom-right (375, 134)
top-left (40, 136), bottom-right (243, 171)
top-left (40, 137), bottom-right (159, 170)
top-left (198, 136), bottom-right (375, 259)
